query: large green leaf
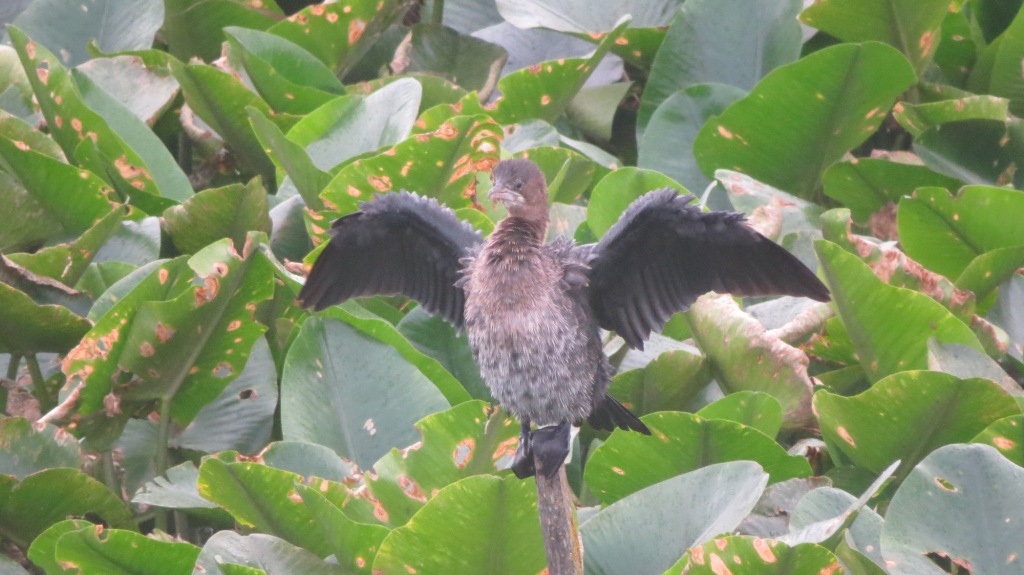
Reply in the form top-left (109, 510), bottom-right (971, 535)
top-left (225, 27), bottom-right (343, 116)
top-left (980, 5), bottom-right (1024, 116)
top-left (0, 469), bottom-right (134, 548)
top-left (800, 0), bottom-right (964, 74)
top-left (638, 83), bottom-right (747, 196)
top-left (914, 118), bottom-right (1024, 189)
top-left (638, 0), bottom-right (800, 131)
top-left (161, 0), bottom-right (280, 62)
top-left (319, 115), bottom-right (501, 217)
top-left (372, 475), bottom-right (546, 574)
top-left (280, 314), bottom-right (451, 470)
top-left (881, 444), bottom-right (1024, 574)
top-left (367, 400), bottom-right (519, 526)
top-left (581, 461), bottom-right (768, 575)
top-left (822, 158), bottom-right (962, 224)
top-left (697, 391), bottom-right (784, 438)
top-left (605, 349), bottom-right (712, 418)
top-left (894, 95), bottom-right (1010, 137)
top-left (295, 484), bottom-right (389, 574)
top-left (248, 108), bottom-right (331, 209)
top-left (584, 411), bottom-right (810, 505)
top-left (63, 234), bottom-right (273, 436)
top-left (0, 282), bottom-right (91, 354)
top-left (694, 42), bottom-right (916, 200)
top-left (266, 0), bottom-right (406, 76)
top-left (898, 186), bottom-right (1024, 294)
top-left (26, 519), bottom-right (95, 575)
top-left (815, 240), bottom-right (985, 383)
top-left (171, 61), bottom-right (276, 184)
top-left (586, 167), bottom-right (684, 236)
top-left (194, 532), bottom-right (348, 575)
top-left (815, 371), bottom-right (1019, 478)
top-left (54, 527), bottom-right (200, 575)
top-left (162, 178), bottom-right (272, 255)
top-left (12, 0), bottom-right (163, 67)
top-left (75, 55), bottom-right (180, 126)
top-left (395, 24), bottom-right (507, 96)
top-left (667, 536), bottom-right (843, 574)
top-left (286, 79), bottom-right (421, 172)
top-left (0, 417), bottom-right (80, 480)
top-left (686, 294), bottom-right (817, 429)
top-left (396, 307), bottom-right (490, 401)
top-left (7, 208), bottom-right (123, 287)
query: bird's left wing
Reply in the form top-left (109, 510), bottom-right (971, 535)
top-left (586, 188), bottom-right (830, 348)
top-left (297, 192), bottom-right (483, 329)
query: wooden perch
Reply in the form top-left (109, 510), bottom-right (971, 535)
top-left (534, 460), bottom-right (583, 575)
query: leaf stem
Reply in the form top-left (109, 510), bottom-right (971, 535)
top-left (155, 396), bottom-right (173, 533)
top-left (25, 354), bottom-right (53, 412)
top-left (431, 0), bottom-right (444, 24)
top-left (6, 354), bottom-right (20, 380)
top-left (100, 450), bottom-right (120, 497)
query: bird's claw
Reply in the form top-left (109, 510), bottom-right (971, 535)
top-left (532, 422), bottom-right (571, 479)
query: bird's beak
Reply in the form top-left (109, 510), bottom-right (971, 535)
top-left (487, 185), bottom-right (522, 208)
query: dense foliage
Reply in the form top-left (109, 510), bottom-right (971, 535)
top-left (1, 0), bottom-right (1023, 573)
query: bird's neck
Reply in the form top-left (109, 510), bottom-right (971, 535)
top-left (491, 215), bottom-right (547, 246)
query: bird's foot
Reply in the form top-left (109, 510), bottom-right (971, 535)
top-left (532, 422), bottom-right (571, 479)
top-left (511, 421), bottom-right (536, 479)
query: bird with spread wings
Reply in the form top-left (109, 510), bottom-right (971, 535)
top-left (298, 159), bottom-right (829, 479)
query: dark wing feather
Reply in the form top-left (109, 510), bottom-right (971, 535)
top-left (587, 188), bottom-right (830, 348)
top-left (297, 191), bottom-right (482, 328)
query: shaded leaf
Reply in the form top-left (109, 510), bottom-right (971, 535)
top-left (163, 178), bottom-right (271, 255)
top-left (822, 158), bottom-right (962, 224)
top-left (605, 349), bottom-right (712, 418)
top-left (394, 24), bottom-right (507, 96)
top-left (914, 118), bottom-right (1024, 189)
top-left (0, 417), bottom-right (80, 480)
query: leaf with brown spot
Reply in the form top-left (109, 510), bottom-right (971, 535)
top-left (815, 371), bottom-right (1018, 479)
top-left (367, 400), bottom-right (519, 527)
top-left (7, 208), bottom-right (122, 287)
top-left (162, 178), bottom-right (272, 255)
top-left (669, 536), bottom-right (843, 574)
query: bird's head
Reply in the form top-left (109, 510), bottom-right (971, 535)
top-left (488, 159), bottom-right (548, 222)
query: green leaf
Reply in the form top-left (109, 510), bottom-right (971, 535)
top-left (0, 136), bottom-right (117, 234)
top-left (638, 0), bottom-right (801, 131)
top-left (163, 178), bottom-right (271, 255)
top-left (880, 444), bottom-right (1024, 574)
top-left (638, 83), bottom-right (746, 195)
top-left (133, 461), bottom-right (219, 511)
top-left (395, 24), bottom-right (507, 97)
top-left (0, 282), bottom-right (91, 354)
top-left (248, 108), bottom-right (331, 210)
top-left (815, 371), bottom-right (1019, 478)
top-left (225, 27), bottom-right (343, 116)
top-left (286, 79), bottom-right (421, 172)
top-left (397, 306), bottom-right (490, 401)
top-left (295, 484), bottom-right (389, 574)
top-left (686, 294), bottom-right (817, 429)
top-left (980, 5), bottom-right (1024, 116)
top-left (0, 468), bottom-right (134, 548)
top-left (266, 0), bottom-right (407, 76)
top-left (11, 0), bottom-right (163, 67)
top-left (694, 42), bottom-right (916, 200)
top-left (259, 441), bottom-right (356, 483)
top-left (280, 314), bottom-right (451, 470)
top-left (7, 208), bottom-right (123, 287)
top-left (54, 527), bottom-right (200, 575)
top-left (972, 414), bottom-right (1024, 466)
top-left (894, 95), bottom-right (1010, 137)
top-left (199, 458), bottom-right (359, 558)
top-left (494, 0), bottom-right (676, 32)
top-left (162, 0), bottom-right (280, 62)
top-left (815, 240), bottom-right (985, 383)
top-left (668, 536), bottom-right (843, 574)
top-left (566, 82), bottom-right (631, 143)
top-left (367, 400), bottom-right (519, 526)
top-left (605, 349), bottom-right (712, 417)
top-left (586, 167), bottom-right (685, 236)
top-left (171, 61), bottom-right (276, 184)
top-left (584, 412), bottom-right (810, 505)
top-left (581, 461), bottom-right (768, 575)
top-left (27, 519), bottom-right (94, 575)
top-left (800, 0), bottom-right (964, 74)
top-left (372, 475), bottom-right (546, 574)
top-left (75, 55), bottom-right (180, 126)
top-left (64, 235), bottom-right (273, 436)
top-left (914, 118), bottom-right (1024, 188)
top-left (0, 417), bottom-right (80, 479)
top-left (319, 115), bottom-right (501, 217)
top-left (927, 339), bottom-right (1021, 394)
top-left (822, 158), bottom-right (962, 223)
top-left (696, 391), bottom-right (784, 438)
top-left (899, 185), bottom-right (1024, 291)
top-left (195, 532), bottom-right (348, 575)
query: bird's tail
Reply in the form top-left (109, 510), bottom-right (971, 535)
top-left (588, 394), bottom-right (651, 435)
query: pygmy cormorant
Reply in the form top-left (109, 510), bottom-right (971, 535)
top-left (297, 159), bottom-right (830, 478)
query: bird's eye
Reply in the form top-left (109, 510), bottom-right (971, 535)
top-left (513, 180), bottom-right (523, 191)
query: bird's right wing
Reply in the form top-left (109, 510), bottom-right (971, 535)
top-left (297, 192), bottom-right (483, 329)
